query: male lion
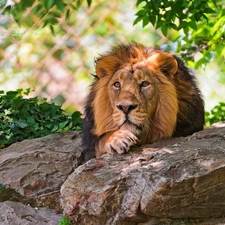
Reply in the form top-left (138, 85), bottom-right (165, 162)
top-left (82, 43), bottom-right (204, 161)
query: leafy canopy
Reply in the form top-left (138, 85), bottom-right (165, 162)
top-left (2, 0), bottom-right (225, 70)
top-left (135, 0), bottom-right (225, 70)
top-left (1, 0), bottom-right (92, 33)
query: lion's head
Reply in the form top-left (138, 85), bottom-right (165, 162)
top-left (82, 43), bottom-right (204, 160)
top-left (92, 44), bottom-right (178, 144)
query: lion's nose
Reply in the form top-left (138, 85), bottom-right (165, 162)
top-left (116, 104), bottom-right (137, 114)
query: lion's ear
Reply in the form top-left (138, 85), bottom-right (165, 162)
top-left (95, 56), bottom-right (122, 78)
top-left (146, 52), bottom-right (178, 77)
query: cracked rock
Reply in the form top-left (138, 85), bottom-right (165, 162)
top-left (61, 123), bottom-right (225, 225)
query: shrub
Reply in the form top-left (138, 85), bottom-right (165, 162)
top-left (0, 89), bottom-right (83, 149)
top-left (205, 102), bottom-right (225, 127)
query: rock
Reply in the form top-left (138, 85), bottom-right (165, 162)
top-left (60, 122), bottom-right (225, 225)
top-left (0, 131), bottom-right (82, 225)
top-left (0, 131), bottom-right (82, 197)
top-left (0, 201), bottom-right (62, 225)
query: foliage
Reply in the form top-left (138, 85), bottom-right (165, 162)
top-left (58, 216), bottom-right (72, 225)
top-left (205, 102), bottom-right (225, 127)
top-left (1, 0), bottom-right (92, 33)
top-left (3, 0), bottom-right (225, 71)
top-left (135, 0), bottom-right (225, 70)
top-left (0, 89), bottom-right (83, 149)
top-left (135, 0), bottom-right (215, 36)
top-left (0, 184), bottom-right (6, 190)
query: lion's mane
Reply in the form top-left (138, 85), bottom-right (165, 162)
top-left (82, 43), bottom-right (204, 161)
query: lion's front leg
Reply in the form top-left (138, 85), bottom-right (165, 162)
top-left (96, 130), bottom-right (139, 157)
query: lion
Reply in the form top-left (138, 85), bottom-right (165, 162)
top-left (82, 43), bottom-right (205, 161)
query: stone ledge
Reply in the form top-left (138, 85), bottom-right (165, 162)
top-left (61, 123), bottom-right (225, 225)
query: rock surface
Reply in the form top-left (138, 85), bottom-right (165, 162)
top-left (0, 131), bottom-right (82, 225)
top-left (1, 123), bottom-right (225, 225)
top-left (0, 131), bottom-right (82, 197)
top-left (0, 201), bottom-right (62, 225)
top-left (61, 122), bottom-right (225, 225)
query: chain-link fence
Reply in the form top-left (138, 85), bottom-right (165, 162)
top-left (0, 0), bottom-right (163, 113)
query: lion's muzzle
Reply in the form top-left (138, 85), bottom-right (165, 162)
top-left (116, 103), bottom-right (138, 114)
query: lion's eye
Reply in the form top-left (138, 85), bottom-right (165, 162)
top-left (141, 81), bottom-right (150, 88)
top-left (113, 82), bottom-right (121, 89)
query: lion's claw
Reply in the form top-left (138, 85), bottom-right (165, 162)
top-left (105, 130), bottom-right (138, 154)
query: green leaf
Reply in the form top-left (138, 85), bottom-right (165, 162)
top-left (204, 7), bottom-right (216, 14)
top-left (188, 20), bottom-right (197, 30)
top-left (27, 116), bottom-right (36, 124)
top-left (55, 0), bottom-right (65, 11)
top-left (211, 15), bottom-right (225, 34)
top-left (59, 121), bottom-right (67, 129)
top-left (136, 0), bottom-right (143, 6)
top-left (0, 0), bottom-right (7, 9)
top-left (6, 91), bottom-right (19, 98)
top-left (194, 12), bottom-right (201, 21)
top-left (50, 24), bottom-right (55, 35)
top-left (142, 17), bottom-right (149, 27)
top-left (135, 9), bottom-right (146, 16)
top-left (148, 15), bottom-right (156, 26)
top-left (15, 121), bottom-right (29, 128)
top-left (23, 88), bottom-right (31, 96)
top-left (65, 9), bottom-right (70, 20)
top-left (43, 0), bottom-right (55, 10)
top-left (169, 22), bottom-right (178, 31)
top-left (72, 111), bottom-right (82, 121)
top-left (195, 59), bottom-right (205, 69)
top-left (87, 0), bottom-right (92, 7)
top-left (161, 25), bottom-right (168, 36)
top-left (133, 16), bottom-right (142, 25)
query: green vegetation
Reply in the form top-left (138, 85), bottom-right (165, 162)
top-left (0, 184), bottom-right (6, 190)
top-left (135, 0), bottom-right (225, 70)
top-left (205, 102), bottom-right (225, 127)
top-left (0, 89), bottom-right (83, 149)
top-left (1, 0), bottom-right (92, 33)
top-left (58, 216), bottom-right (72, 225)
top-left (3, 0), bottom-right (225, 71)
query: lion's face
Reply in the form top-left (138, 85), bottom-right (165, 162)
top-left (92, 44), bottom-right (179, 144)
top-left (108, 65), bottom-right (159, 140)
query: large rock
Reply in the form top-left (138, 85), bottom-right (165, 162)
top-left (61, 122), bottom-right (225, 225)
top-left (0, 201), bottom-right (62, 225)
top-left (0, 131), bottom-right (82, 197)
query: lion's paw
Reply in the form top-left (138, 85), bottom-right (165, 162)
top-left (105, 130), bottom-right (139, 154)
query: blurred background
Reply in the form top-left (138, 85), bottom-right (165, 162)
top-left (0, 0), bottom-right (224, 115)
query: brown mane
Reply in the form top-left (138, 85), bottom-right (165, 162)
top-left (82, 43), bottom-right (205, 161)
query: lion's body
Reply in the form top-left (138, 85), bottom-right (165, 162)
top-left (82, 43), bottom-right (204, 161)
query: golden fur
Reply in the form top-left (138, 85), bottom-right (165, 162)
top-left (82, 43), bottom-right (204, 159)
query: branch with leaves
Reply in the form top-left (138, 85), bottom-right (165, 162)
top-left (1, 0), bottom-right (92, 33)
top-left (135, 0), bottom-right (225, 70)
